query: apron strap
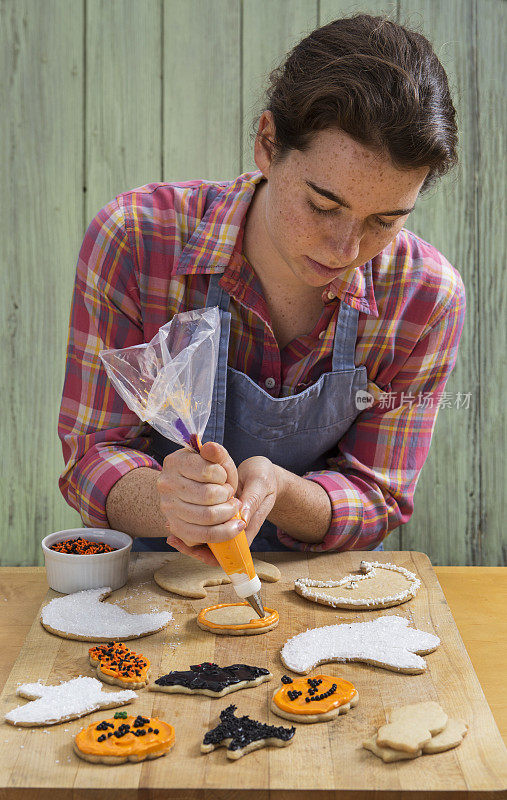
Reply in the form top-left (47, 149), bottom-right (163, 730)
top-left (203, 272), bottom-right (231, 444)
top-left (331, 299), bottom-right (359, 371)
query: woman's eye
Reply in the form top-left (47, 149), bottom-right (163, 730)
top-left (308, 199), bottom-right (398, 230)
top-left (307, 200), bottom-right (337, 216)
top-left (374, 217), bottom-right (396, 230)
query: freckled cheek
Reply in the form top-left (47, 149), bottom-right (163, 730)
top-left (270, 203), bottom-right (314, 251)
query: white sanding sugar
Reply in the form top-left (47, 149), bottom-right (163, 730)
top-left (5, 677), bottom-right (136, 726)
top-left (280, 615), bottom-right (440, 674)
top-left (40, 587), bottom-right (172, 639)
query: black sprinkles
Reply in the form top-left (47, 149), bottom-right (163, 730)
top-left (203, 705), bottom-right (295, 752)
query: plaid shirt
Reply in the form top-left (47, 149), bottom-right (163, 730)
top-left (58, 170), bottom-right (465, 550)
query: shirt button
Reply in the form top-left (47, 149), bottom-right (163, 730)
top-left (327, 291), bottom-right (336, 300)
top-left (265, 377), bottom-right (276, 389)
top-left (318, 330), bottom-right (326, 340)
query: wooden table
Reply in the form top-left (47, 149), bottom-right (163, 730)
top-left (0, 555), bottom-right (506, 798)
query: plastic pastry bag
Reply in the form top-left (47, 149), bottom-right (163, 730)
top-left (99, 307), bottom-right (221, 452)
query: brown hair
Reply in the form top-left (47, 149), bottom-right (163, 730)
top-left (253, 15), bottom-right (458, 191)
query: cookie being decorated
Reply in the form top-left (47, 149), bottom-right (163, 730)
top-left (41, 587), bottom-right (172, 641)
top-left (280, 615), bottom-right (440, 674)
top-left (271, 674), bottom-right (359, 723)
top-left (154, 555), bottom-right (281, 598)
top-left (89, 642), bottom-right (150, 689)
top-left (5, 677), bottom-right (136, 727)
top-left (294, 561), bottom-right (420, 610)
top-left (197, 602), bottom-right (279, 636)
top-left (201, 704), bottom-right (295, 759)
top-left (74, 713), bottom-right (175, 764)
top-left (149, 662), bottom-right (272, 697)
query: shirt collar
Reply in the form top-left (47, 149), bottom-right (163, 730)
top-left (176, 169), bottom-right (378, 317)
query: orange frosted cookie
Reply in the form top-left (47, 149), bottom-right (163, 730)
top-left (89, 642), bottom-right (150, 689)
top-left (197, 602), bottom-right (279, 636)
top-left (73, 713), bottom-right (175, 764)
top-left (271, 674), bottom-right (359, 723)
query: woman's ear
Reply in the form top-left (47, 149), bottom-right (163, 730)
top-left (254, 110), bottom-right (277, 177)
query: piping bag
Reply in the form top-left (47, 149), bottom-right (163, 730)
top-left (99, 307), bottom-right (265, 618)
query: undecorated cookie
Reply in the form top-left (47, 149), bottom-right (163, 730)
top-left (363, 702), bottom-right (468, 762)
top-left (149, 662), bottom-right (272, 697)
top-left (154, 555), bottom-right (280, 598)
top-left (377, 701), bottom-right (448, 753)
top-left (74, 713), bottom-right (175, 764)
top-left (41, 587), bottom-right (172, 641)
top-left (197, 602), bottom-right (279, 636)
top-left (280, 615), bottom-right (440, 674)
top-left (271, 674), bottom-right (359, 724)
top-left (201, 704), bottom-right (295, 759)
top-left (363, 736), bottom-right (421, 762)
top-left (422, 718), bottom-right (468, 753)
top-left (5, 677), bottom-right (136, 727)
top-left (294, 561), bottom-right (420, 610)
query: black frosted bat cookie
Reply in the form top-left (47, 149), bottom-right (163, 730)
top-left (201, 704), bottom-right (295, 759)
top-left (149, 662), bottom-right (272, 697)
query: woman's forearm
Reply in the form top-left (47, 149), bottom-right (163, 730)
top-left (105, 467), bottom-right (166, 538)
top-left (105, 464), bottom-right (332, 546)
top-left (268, 466), bottom-right (332, 544)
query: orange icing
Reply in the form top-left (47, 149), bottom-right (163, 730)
top-left (75, 715), bottom-right (174, 758)
top-left (198, 602), bottom-right (279, 630)
top-left (273, 675), bottom-right (357, 715)
top-left (89, 642), bottom-right (150, 685)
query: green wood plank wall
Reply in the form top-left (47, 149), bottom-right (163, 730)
top-left (1, 0), bottom-right (504, 565)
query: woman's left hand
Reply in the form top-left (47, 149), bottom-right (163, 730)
top-left (235, 456), bottom-right (281, 545)
top-left (165, 452), bottom-right (281, 563)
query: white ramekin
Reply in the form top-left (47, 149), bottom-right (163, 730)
top-left (41, 528), bottom-right (133, 594)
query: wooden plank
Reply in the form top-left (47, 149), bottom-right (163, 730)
top-left (0, 553), bottom-right (505, 798)
top-left (476, 0), bottom-right (506, 565)
top-left (0, 0), bottom-right (83, 567)
top-left (391, 0), bottom-right (481, 565)
top-left (241, 0), bottom-right (318, 173)
top-left (163, 0), bottom-right (241, 181)
top-left (86, 0), bottom-right (162, 216)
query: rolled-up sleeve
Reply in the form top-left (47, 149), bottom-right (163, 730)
top-left (58, 199), bottom-right (161, 527)
top-left (277, 275), bottom-right (466, 552)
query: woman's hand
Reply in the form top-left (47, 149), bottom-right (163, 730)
top-left (236, 456), bottom-right (280, 544)
top-left (156, 441), bottom-right (246, 565)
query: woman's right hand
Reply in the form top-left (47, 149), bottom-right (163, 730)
top-left (155, 441), bottom-right (246, 564)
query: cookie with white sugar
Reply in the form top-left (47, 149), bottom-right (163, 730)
top-left (280, 615), bottom-right (440, 674)
top-left (5, 676), bottom-right (136, 727)
top-left (294, 561), bottom-right (420, 610)
top-left (40, 587), bottom-right (172, 641)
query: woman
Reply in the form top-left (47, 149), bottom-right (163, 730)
top-left (58, 15), bottom-right (465, 563)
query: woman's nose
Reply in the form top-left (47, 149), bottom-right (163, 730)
top-left (329, 222), bottom-right (361, 263)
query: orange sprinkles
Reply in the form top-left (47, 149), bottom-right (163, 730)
top-left (50, 537), bottom-right (117, 555)
top-left (89, 642), bottom-right (150, 684)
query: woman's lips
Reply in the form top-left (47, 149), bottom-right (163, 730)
top-left (304, 255), bottom-right (338, 278)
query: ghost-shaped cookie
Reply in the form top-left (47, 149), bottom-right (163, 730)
top-left (5, 676), bottom-right (136, 726)
top-left (280, 615), bottom-right (440, 674)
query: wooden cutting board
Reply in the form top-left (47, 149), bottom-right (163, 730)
top-left (0, 551), bottom-right (505, 799)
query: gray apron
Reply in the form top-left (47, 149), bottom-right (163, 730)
top-left (134, 271), bottom-right (383, 552)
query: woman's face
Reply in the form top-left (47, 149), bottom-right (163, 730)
top-left (254, 114), bottom-right (429, 288)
